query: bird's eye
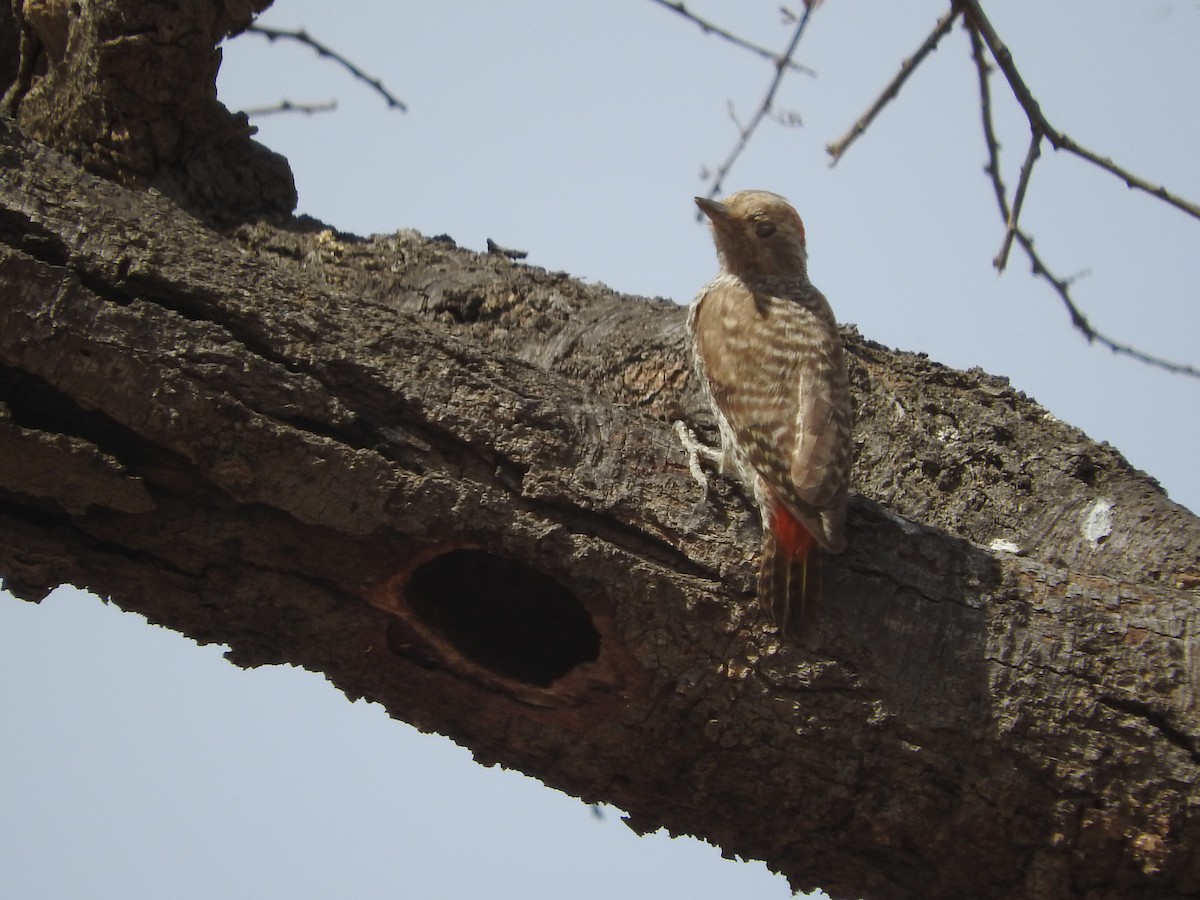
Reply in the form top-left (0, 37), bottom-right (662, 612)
top-left (754, 220), bottom-right (776, 238)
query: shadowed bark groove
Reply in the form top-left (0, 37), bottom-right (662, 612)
top-left (2, 5), bottom-right (1200, 898)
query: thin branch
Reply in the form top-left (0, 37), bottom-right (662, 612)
top-left (699, 5), bottom-right (817, 204)
top-left (244, 25), bottom-right (407, 113)
top-left (967, 22), bottom-right (1200, 380)
top-left (959, 1), bottom-right (1047, 132)
top-left (826, 5), bottom-right (961, 165)
top-left (242, 99), bottom-right (337, 118)
top-left (1053, 132), bottom-right (1200, 222)
top-left (960, 0), bottom-right (1200, 223)
top-left (969, 25), bottom-right (1008, 220)
top-left (994, 132), bottom-right (1039, 272)
top-left (1017, 218), bottom-right (1200, 377)
top-left (646, 0), bottom-right (816, 75)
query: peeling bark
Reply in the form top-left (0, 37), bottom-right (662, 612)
top-left (2, 4), bottom-right (1200, 899)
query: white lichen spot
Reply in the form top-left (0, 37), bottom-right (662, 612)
top-left (989, 538), bottom-right (1022, 555)
top-left (1081, 498), bottom-right (1114, 549)
top-left (935, 424), bottom-right (962, 444)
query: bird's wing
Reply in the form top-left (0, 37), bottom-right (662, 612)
top-left (789, 350), bottom-right (845, 509)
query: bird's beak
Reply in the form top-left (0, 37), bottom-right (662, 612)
top-left (694, 196), bottom-right (729, 224)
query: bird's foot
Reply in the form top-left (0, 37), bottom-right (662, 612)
top-left (673, 420), bottom-right (724, 500)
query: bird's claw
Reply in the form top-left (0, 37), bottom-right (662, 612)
top-left (673, 420), bottom-right (724, 500)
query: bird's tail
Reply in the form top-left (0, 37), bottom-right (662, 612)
top-left (758, 502), bottom-right (819, 634)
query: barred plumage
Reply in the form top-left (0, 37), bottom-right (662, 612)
top-left (689, 191), bottom-right (853, 633)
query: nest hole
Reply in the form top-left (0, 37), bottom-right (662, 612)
top-left (405, 549), bottom-right (600, 687)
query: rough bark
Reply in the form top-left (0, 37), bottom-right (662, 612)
top-left (3, 5), bottom-right (1200, 900)
top-left (3, 0), bottom-right (294, 223)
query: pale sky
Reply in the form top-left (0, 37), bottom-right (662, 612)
top-left (3, 3), bottom-right (1198, 898)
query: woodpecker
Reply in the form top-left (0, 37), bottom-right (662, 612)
top-left (689, 190), bottom-right (852, 632)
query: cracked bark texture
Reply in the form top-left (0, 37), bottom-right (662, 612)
top-left (3, 4), bottom-right (1200, 899)
top-left (3, 0), bottom-right (294, 223)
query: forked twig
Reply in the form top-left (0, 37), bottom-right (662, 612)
top-left (699, 5), bottom-right (818, 203)
top-left (960, 0), bottom-right (1200, 223)
top-left (244, 25), bottom-right (407, 113)
top-left (967, 23), bottom-right (1200, 379)
top-left (994, 132), bottom-right (1039, 271)
top-left (647, 0), bottom-right (816, 75)
top-left (669, 0), bottom-right (1198, 375)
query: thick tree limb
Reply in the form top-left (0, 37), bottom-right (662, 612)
top-left (3, 115), bottom-right (1200, 899)
top-left (3, 0), bottom-right (294, 223)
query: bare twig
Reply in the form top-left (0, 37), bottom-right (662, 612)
top-left (827, 5), bottom-right (961, 165)
top-left (967, 22), bottom-right (1200, 379)
top-left (647, 0), bottom-right (816, 75)
top-left (1053, 136), bottom-right (1200, 221)
top-left (673, 0), bottom-right (1198, 376)
top-left (969, 27), bottom-right (1007, 217)
top-left (994, 132), bottom-right (1039, 271)
top-left (960, 0), bottom-right (1200, 223)
top-left (244, 24), bottom-right (407, 113)
top-left (242, 99), bottom-right (337, 118)
top-left (699, 5), bottom-right (817, 204)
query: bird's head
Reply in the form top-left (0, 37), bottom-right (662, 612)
top-left (695, 190), bottom-right (808, 281)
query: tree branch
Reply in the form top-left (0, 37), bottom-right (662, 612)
top-left (4, 0), bottom-right (294, 224)
top-left (826, 5), bottom-right (961, 165)
top-left (699, 4), bottom-right (817, 203)
top-left (5, 3), bottom-right (1200, 895)
top-left (240, 98), bottom-right (337, 118)
top-left (993, 130), bottom-right (1039, 272)
top-left (822, 1), bottom-right (1200, 377)
top-left (960, 0), bottom-right (1200, 223)
top-left (243, 24), bottom-right (407, 113)
top-left (967, 22), bottom-right (1200, 379)
top-left (3, 116), bottom-right (1200, 900)
top-left (646, 0), bottom-right (816, 75)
